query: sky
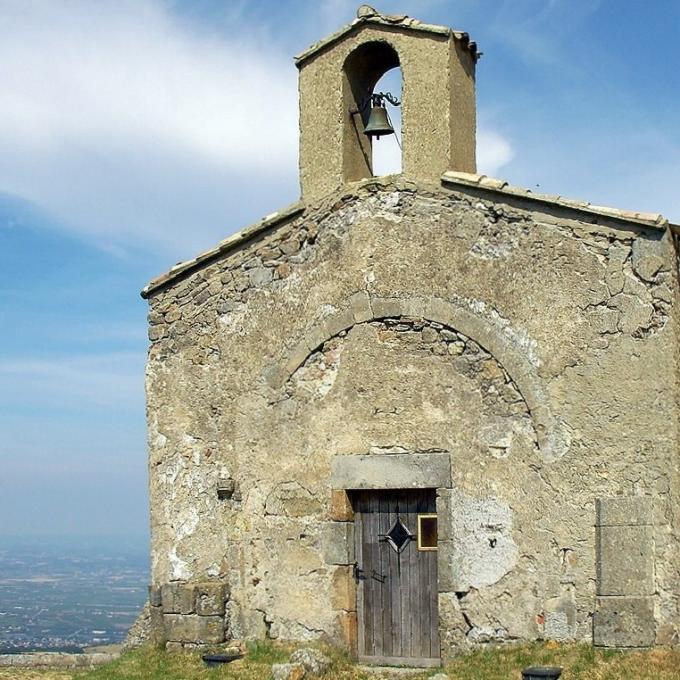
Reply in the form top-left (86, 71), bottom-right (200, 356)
top-left (1, 0), bottom-right (679, 546)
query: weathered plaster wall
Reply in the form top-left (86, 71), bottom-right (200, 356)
top-left (144, 178), bottom-right (679, 652)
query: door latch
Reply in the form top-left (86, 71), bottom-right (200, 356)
top-left (353, 562), bottom-right (365, 581)
top-left (371, 569), bottom-right (386, 583)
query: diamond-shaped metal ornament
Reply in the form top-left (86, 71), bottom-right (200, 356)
top-left (385, 517), bottom-right (412, 553)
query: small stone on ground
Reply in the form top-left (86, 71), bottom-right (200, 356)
top-left (290, 648), bottom-right (331, 675)
top-left (271, 662), bottom-right (306, 680)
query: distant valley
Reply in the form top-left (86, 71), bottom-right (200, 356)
top-left (0, 536), bottom-right (148, 653)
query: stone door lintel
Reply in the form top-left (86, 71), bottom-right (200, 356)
top-left (330, 453), bottom-right (451, 491)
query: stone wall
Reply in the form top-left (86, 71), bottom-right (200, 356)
top-left (148, 581), bottom-right (229, 648)
top-left (594, 497), bottom-right (657, 647)
top-left (144, 177), bottom-right (679, 654)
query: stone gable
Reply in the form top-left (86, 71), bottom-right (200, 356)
top-left (142, 5), bottom-right (680, 662)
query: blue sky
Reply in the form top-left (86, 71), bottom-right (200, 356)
top-left (1, 0), bottom-right (678, 544)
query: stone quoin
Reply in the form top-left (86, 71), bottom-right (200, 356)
top-left (141, 5), bottom-right (680, 665)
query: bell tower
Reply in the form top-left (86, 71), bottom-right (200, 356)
top-left (295, 5), bottom-right (479, 203)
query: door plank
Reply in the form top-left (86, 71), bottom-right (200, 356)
top-left (355, 498), bottom-right (365, 658)
top-left (429, 545), bottom-right (439, 658)
top-left (399, 492), bottom-right (412, 659)
top-left (365, 493), bottom-right (376, 659)
top-left (380, 493), bottom-right (393, 658)
top-left (390, 494), bottom-right (402, 657)
top-left (370, 492), bottom-right (382, 657)
top-left (409, 490), bottom-right (420, 660)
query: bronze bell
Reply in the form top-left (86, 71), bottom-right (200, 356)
top-left (363, 103), bottom-right (394, 139)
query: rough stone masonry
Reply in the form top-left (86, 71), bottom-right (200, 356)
top-left (141, 6), bottom-right (680, 662)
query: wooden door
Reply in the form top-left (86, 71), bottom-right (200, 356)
top-left (354, 489), bottom-right (440, 667)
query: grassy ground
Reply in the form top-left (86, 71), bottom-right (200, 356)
top-left (1, 642), bottom-right (680, 680)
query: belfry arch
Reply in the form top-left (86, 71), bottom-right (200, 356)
top-left (342, 40), bottom-right (402, 181)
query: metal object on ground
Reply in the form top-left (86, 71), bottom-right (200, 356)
top-left (522, 667), bottom-right (563, 679)
top-left (202, 652), bottom-right (242, 667)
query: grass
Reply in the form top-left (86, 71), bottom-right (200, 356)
top-left (1, 642), bottom-right (680, 679)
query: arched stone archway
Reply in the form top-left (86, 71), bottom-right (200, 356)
top-left (272, 293), bottom-right (569, 461)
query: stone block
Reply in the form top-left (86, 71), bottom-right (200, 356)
top-left (248, 267), bottom-right (274, 286)
top-left (161, 582), bottom-right (195, 614)
top-left (422, 296), bottom-right (457, 328)
top-left (399, 296), bottom-right (426, 319)
top-left (436, 540), bottom-right (455, 593)
top-left (337, 610), bottom-right (358, 652)
top-left (321, 522), bottom-right (355, 565)
top-left (195, 583), bottom-right (226, 616)
top-left (436, 488), bottom-right (452, 542)
top-left (148, 585), bottom-right (162, 607)
top-left (593, 596), bottom-right (655, 648)
top-left (149, 605), bottom-right (166, 645)
top-left (438, 592), bottom-right (469, 659)
top-left (331, 565), bottom-right (356, 610)
top-left (656, 623), bottom-right (679, 646)
top-left (266, 480), bottom-right (322, 517)
top-left (596, 497), bottom-right (653, 527)
top-left (304, 322), bottom-right (328, 352)
top-left (331, 453), bottom-right (451, 490)
top-left (597, 525), bottom-right (654, 596)
top-left (285, 341), bottom-right (311, 377)
top-left (370, 297), bottom-right (403, 319)
top-left (349, 290), bottom-right (372, 323)
top-left (324, 308), bottom-right (354, 338)
top-left (163, 614), bottom-right (225, 644)
top-left (632, 237), bottom-right (665, 282)
top-left (328, 489), bottom-right (354, 521)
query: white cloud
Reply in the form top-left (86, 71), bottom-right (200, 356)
top-left (477, 129), bottom-right (514, 176)
top-left (0, 0), bottom-right (518, 259)
top-left (0, 352), bottom-right (144, 412)
top-left (0, 1), bottom-right (297, 167)
top-left (0, 0), bottom-right (299, 256)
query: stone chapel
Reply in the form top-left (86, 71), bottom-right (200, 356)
top-left (141, 5), bottom-right (680, 666)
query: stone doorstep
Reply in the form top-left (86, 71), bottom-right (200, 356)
top-left (0, 651), bottom-right (119, 668)
top-left (358, 665), bottom-right (433, 677)
top-left (166, 642), bottom-right (244, 656)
